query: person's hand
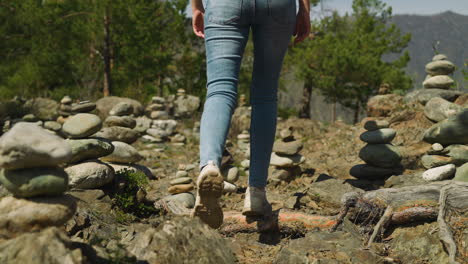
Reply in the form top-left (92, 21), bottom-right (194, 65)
top-left (294, 9), bottom-right (311, 44)
top-left (192, 8), bottom-right (205, 38)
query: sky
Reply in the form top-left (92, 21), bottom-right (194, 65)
top-left (315, 0), bottom-right (468, 16)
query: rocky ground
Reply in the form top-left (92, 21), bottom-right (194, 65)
top-left (0, 69), bottom-right (467, 264)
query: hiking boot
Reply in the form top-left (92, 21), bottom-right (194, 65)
top-left (242, 186), bottom-right (272, 217)
top-left (190, 160), bottom-right (224, 228)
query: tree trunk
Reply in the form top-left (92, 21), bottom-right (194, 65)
top-left (299, 83), bottom-right (312, 118)
top-left (103, 9), bottom-right (111, 97)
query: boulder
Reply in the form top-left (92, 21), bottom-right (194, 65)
top-left (67, 138), bottom-right (114, 164)
top-left (173, 95), bottom-right (201, 117)
top-left (359, 144), bottom-right (402, 168)
top-left (147, 120), bottom-right (177, 138)
top-left (65, 161), bottom-right (115, 189)
top-left (273, 140), bottom-right (303, 155)
top-left (0, 122), bottom-right (72, 169)
top-left (366, 94), bottom-right (403, 117)
top-left (422, 75), bottom-right (455, 89)
top-left (424, 97), bottom-right (463, 122)
top-left (93, 127), bottom-right (140, 144)
top-left (103, 116), bottom-right (136, 129)
top-left (0, 168), bottom-right (69, 197)
top-left (350, 164), bottom-right (404, 179)
top-left (422, 164), bottom-right (456, 181)
top-left (359, 128), bottom-right (396, 144)
top-left (162, 193), bottom-right (195, 208)
top-left (453, 162), bottom-right (468, 182)
top-left (95, 96), bottom-right (144, 119)
top-left (70, 102), bottom-right (96, 113)
top-left (425, 60), bottom-right (455, 76)
top-left (23, 97), bottom-right (59, 121)
top-left (100, 141), bottom-right (143, 164)
top-left (109, 102), bottom-right (133, 116)
top-left (0, 196), bottom-right (76, 238)
top-left (134, 116), bottom-right (152, 133)
top-left (404, 89), bottom-right (463, 105)
top-left (62, 113), bottom-right (102, 139)
top-left (423, 109), bottom-right (468, 145)
top-left (421, 155), bottom-right (452, 169)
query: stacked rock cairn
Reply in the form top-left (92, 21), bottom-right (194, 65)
top-left (269, 127), bottom-right (305, 183)
top-left (144, 96), bottom-right (183, 145)
top-left (350, 120), bottom-right (403, 179)
top-left (0, 122), bottom-right (77, 238)
top-left (164, 164), bottom-right (196, 212)
top-left (423, 54), bottom-right (455, 91)
top-left (58, 96), bottom-right (97, 124)
top-left (237, 130), bottom-right (251, 176)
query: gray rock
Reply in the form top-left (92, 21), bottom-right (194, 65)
top-left (273, 140), bottom-right (303, 155)
top-left (430, 143), bottom-right (444, 154)
top-left (148, 120), bottom-right (177, 138)
top-left (363, 120), bottom-right (389, 131)
top-left (175, 170), bottom-right (189, 178)
top-left (62, 113), bottom-right (102, 139)
top-left (71, 102), bottom-right (96, 113)
top-left (174, 95), bottom-right (201, 117)
top-left (150, 110), bottom-right (169, 120)
top-left (432, 54), bottom-right (448, 61)
top-left (96, 96), bottom-right (144, 119)
top-left (0, 196), bottom-right (76, 238)
top-left (350, 164), bottom-right (403, 179)
top-left (23, 97), bottom-right (59, 121)
top-left (270, 153), bottom-right (305, 167)
top-left (424, 97), bottom-right (463, 122)
top-left (359, 128), bottom-right (396, 144)
top-left (422, 164), bottom-right (456, 181)
top-left (0, 122), bottom-right (72, 169)
top-left (67, 138), bottom-right (114, 164)
top-left (454, 162), bottom-right (468, 182)
top-left (423, 75), bottom-right (455, 89)
top-left (22, 114), bottom-right (38, 122)
top-left (163, 193), bottom-right (195, 208)
top-left (270, 166), bottom-right (301, 182)
top-left (141, 135), bottom-right (164, 143)
top-left (170, 177), bottom-right (192, 186)
top-left (134, 116), bottom-right (152, 133)
top-left (44, 121), bottom-right (62, 132)
top-left (66, 161), bottom-right (115, 189)
top-left (109, 102), bottom-right (133, 116)
top-left (444, 144), bottom-right (468, 166)
top-left (103, 116), bottom-right (136, 129)
top-left (423, 109), bottom-right (468, 145)
top-left (425, 60), bottom-right (455, 76)
top-left (0, 168), bottom-right (69, 197)
top-left (359, 144), bottom-right (402, 168)
top-left (100, 141), bottom-right (143, 164)
top-left (60, 96), bottom-right (72, 104)
top-left (240, 159), bottom-right (250, 168)
top-left (146, 103), bottom-right (165, 112)
top-left (152, 96), bottom-right (166, 104)
top-left (404, 89), bottom-right (463, 105)
top-left (421, 155), bottom-right (452, 169)
top-left (225, 166), bottom-right (239, 183)
top-left (93, 127), bottom-right (140, 144)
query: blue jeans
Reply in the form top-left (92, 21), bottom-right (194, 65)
top-left (199, 0), bottom-right (296, 187)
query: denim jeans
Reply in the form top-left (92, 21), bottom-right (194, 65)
top-left (199, 0), bottom-right (296, 187)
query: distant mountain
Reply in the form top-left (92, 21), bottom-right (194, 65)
top-left (391, 11), bottom-right (468, 90)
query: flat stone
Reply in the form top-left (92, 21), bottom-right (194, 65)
top-left (71, 102), bottom-right (96, 113)
top-left (270, 153), bottom-right (305, 167)
top-left (0, 122), bottom-right (72, 169)
top-left (453, 163), bottom-right (468, 182)
top-left (175, 170), bottom-right (189, 178)
top-left (170, 177), bottom-right (192, 186)
top-left (44, 121), bottom-right (62, 132)
top-left (350, 164), bottom-right (404, 179)
top-left (109, 102), bottom-right (133, 116)
top-left (423, 109), bottom-right (468, 145)
top-left (0, 196), bottom-right (76, 238)
top-left (146, 103), bottom-right (165, 112)
top-left (270, 166), bottom-right (302, 182)
top-left (359, 144), bottom-right (402, 168)
top-left (162, 193), bottom-right (195, 208)
top-left (62, 113), bottom-right (102, 138)
top-left (273, 140), bottom-right (303, 155)
top-left (404, 89), bottom-right (463, 105)
top-left (100, 141), bottom-right (143, 164)
top-left (168, 183), bottom-right (194, 194)
top-left (94, 126), bottom-right (140, 144)
top-left (152, 96), bottom-right (166, 104)
top-left (22, 114), bottom-right (38, 122)
top-left (104, 116), bottom-right (136, 129)
top-left (65, 160), bottom-right (115, 189)
top-left (363, 120), bottom-right (389, 131)
top-left (423, 75), bottom-right (455, 89)
top-left (422, 164), bottom-right (456, 181)
top-left (360, 128), bottom-right (396, 144)
top-left (0, 168), bottom-right (68, 198)
top-left (421, 155), bottom-right (453, 169)
top-left (425, 60), bottom-right (455, 76)
top-left (150, 111), bottom-right (169, 120)
top-left (424, 97), bottom-right (463, 122)
top-left (67, 138), bottom-right (114, 164)
top-left (141, 135), bottom-right (164, 143)
top-left (432, 54), bottom-right (448, 61)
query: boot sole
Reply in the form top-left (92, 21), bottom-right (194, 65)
top-left (192, 169), bottom-right (224, 228)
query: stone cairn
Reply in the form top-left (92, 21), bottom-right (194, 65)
top-left (350, 120), bottom-right (403, 179)
top-left (161, 164), bottom-right (196, 212)
top-left (0, 122), bottom-right (77, 238)
top-left (269, 127), bottom-right (305, 183)
top-left (58, 96), bottom-right (97, 124)
top-left (173, 88), bottom-right (201, 119)
top-left (237, 130), bottom-right (251, 177)
top-left (423, 54), bottom-right (456, 91)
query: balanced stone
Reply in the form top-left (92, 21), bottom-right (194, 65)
top-left (431, 143), bottom-right (444, 153)
top-left (422, 164), bottom-right (456, 181)
top-left (150, 110), bottom-right (169, 120)
top-left (171, 134), bottom-right (186, 143)
top-left (170, 177), bottom-right (192, 186)
top-left (432, 54), bottom-right (447, 61)
top-left (67, 138), bottom-right (114, 164)
top-left (350, 164), bottom-right (403, 179)
top-left (60, 96), bottom-right (72, 104)
top-left (23, 114), bottom-right (38, 122)
top-left (424, 97), bottom-right (462, 122)
top-left (425, 60), bottom-right (455, 76)
top-left (146, 103), bottom-right (165, 112)
top-left (62, 113), bottom-right (102, 138)
top-left (421, 155), bottom-right (452, 169)
top-left (0, 168), bottom-right (68, 197)
top-left (104, 116), bottom-right (136, 129)
top-left (163, 193), bottom-right (195, 208)
top-left (359, 144), bottom-right (401, 168)
top-left (270, 152), bottom-right (305, 167)
top-left (453, 163), bottom-right (468, 182)
top-left (364, 120), bottom-right (389, 131)
top-left (444, 144), bottom-right (468, 166)
top-left (109, 102), bottom-right (133, 116)
top-left (423, 75), bottom-right (455, 89)
top-left (175, 170), bottom-right (189, 178)
top-left (423, 109), bottom-right (468, 145)
top-left (94, 126), bottom-right (140, 144)
top-left (134, 116), bottom-right (152, 133)
top-left (168, 183), bottom-right (194, 194)
top-left (0, 122), bottom-right (72, 169)
top-left (65, 160), bottom-right (115, 189)
top-left (273, 140), bottom-right (303, 155)
top-left (0, 195), bottom-right (76, 237)
top-left (152, 96), bottom-right (166, 104)
top-left (360, 128), bottom-right (396, 144)
top-left (71, 102), bottom-right (96, 113)
top-left (100, 141), bottom-right (143, 164)
top-left (43, 121), bottom-right (62, 132)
